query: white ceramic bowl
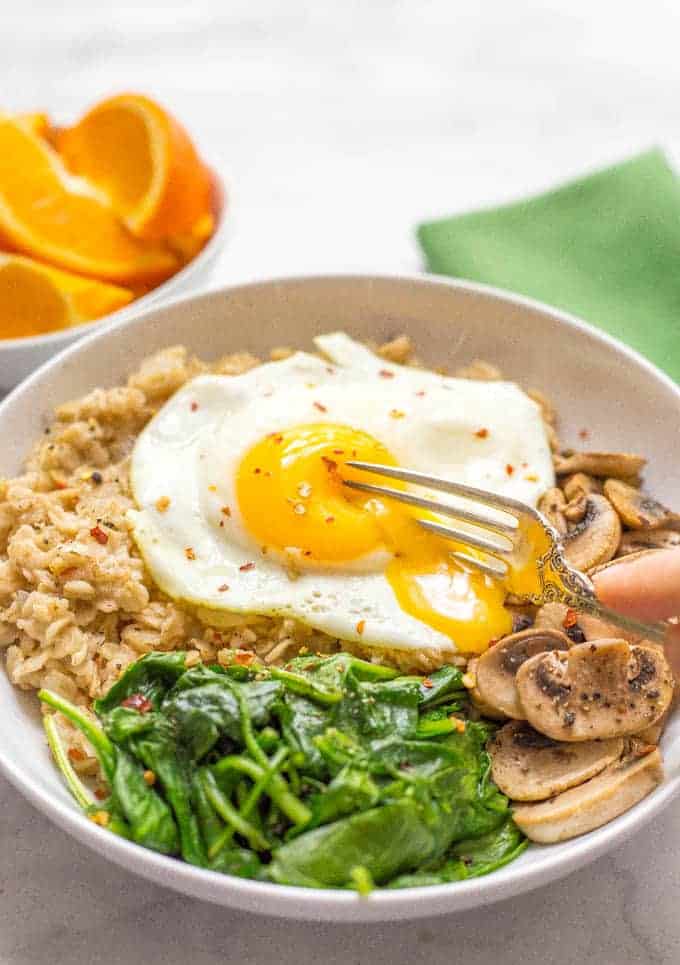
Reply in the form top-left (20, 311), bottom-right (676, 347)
top-left (0, 169), bottom-right (229, 392)
top-left (1, 275), bottom-right (679, 921)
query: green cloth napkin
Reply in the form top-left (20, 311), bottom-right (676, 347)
top-left (417, 149), bottom-right (680, 381)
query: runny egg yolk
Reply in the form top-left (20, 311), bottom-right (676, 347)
top-left (236, 424), bottom-right (546, 653)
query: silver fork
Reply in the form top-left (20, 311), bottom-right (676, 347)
top-left (344, 461), bottom-right (667, 643)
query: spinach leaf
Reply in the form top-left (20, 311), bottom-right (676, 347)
top-left (95, 652), bottom-right (188, 714)
top-left (306, 765), bottom-right (380, 828)
top-left (111, 748), bottom-right (179, 855)
top-left (332, 675), bottom-right (421, 742)
top-left (274, 692), bottom-right (331, 778)
top-left (417, 665), bottom-right (466, 709)
top-left (269, 798), bottom-right (450, 888)
top-left (161, 675), bottom-right (281, 760)
top-left (388, 817), bottom-right (528, 887)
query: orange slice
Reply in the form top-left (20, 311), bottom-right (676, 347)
top-left (14, 112), bottom-right (52, 139)
top-left (57, 93), bottom-right (214, 241)
top-left (0, 253), bottom-right (134, 338)
top-left (0, 118), bottom-right (178, 284)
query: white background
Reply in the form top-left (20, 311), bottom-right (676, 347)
top-left (4, 1), bottom-right (680, 962)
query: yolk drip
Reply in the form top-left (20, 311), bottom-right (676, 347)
top-left (236, 423), bottom-right (547, 653)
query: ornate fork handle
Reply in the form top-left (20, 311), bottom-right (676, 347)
top-left (516, 508), bottom-right (668, 643)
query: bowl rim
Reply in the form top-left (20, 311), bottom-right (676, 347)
top-left (1, 271), bottom-right (679, 920)
top-left (0, 164), bottom-right (229, 352)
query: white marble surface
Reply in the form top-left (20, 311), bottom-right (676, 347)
top-left (4, 0), bottom-right (680, 961)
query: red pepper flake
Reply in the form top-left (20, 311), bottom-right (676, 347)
top-left (332, 449), bottom-right (345, 455)
top-left (505, 464), bottom-right (515, 476)
top-left (325, 516), bottom-right (335, 524)
top-left (54, 480), bottom-right (68, 490)
top-left (356, 620), bottom-right (365, 635)
top-left (321, 456), bottom-right (338, 472)
top-left (239, 562), bottom-right (255, 572)
top-left (234, 651), bottom-right (255, 666)
top-left (579, 428), bottom-right (590, 440)
top-left (415, 390), bottom-right (426, 397)
top-left (185, 547), bottom-right (196, 560)
top-left (379, 369), bottom-right (395, 378)
top-left (563, 608), bottom-right (578, 629)
top-left (422, 677), bottom-right (434, 689)
top-left (303, 549), bottom-right (312, 557)
top-left (90, 525), bottom-right (108, 545)
top-left (221, 506), bottom-right (231, 517)
top-left (253, 467), bottom-right (261, 475)
top-left (94, 787), bottom-right (108, 800)
top-left (122, 693), bottom-right (153, 714)
top-left (313, 401), bottom-right (328, 413)
top-left (219, 521), bottom-right (224, 528)
top-left (218, 583), bottom-right (229, 592)
top-left (67, 747), bottom-right (86, 763)
top-left (475, 428), bottom-right (489, 439)
top-left (190, 401), bottom-right (199, 412)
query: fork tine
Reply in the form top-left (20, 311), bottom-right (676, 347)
top-left (416, 518), bottom-right (513, 556)
top-left (345, 461), bottom-right (528, 516)
top-left (450, 550), bottom-right (508, 578)
top-left (342, 478), bottom-right (518, 534)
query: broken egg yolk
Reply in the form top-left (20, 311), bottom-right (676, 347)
top-left (236, 423), bottom-right (547, 653)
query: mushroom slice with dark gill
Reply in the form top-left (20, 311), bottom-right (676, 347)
top-left (538, 487), bottom-right (568, 536)
top-left (562, 493), bottom-right (621, 572)
top-left (603, 478), bottom-right (680, 531)
top-left (489, 720), bottom-right (623, 802)
top-left (515, 640), bottom-right (674, 741)
top-left (512, 745), bottom-right (663, 843)
top-left (618, 529), bottom-right (680, 556)
top-left (554, 451), bottom-right (646, 480)
top-left (470, 628), bottom-right (572, 720)
top-left (562, 472), bottom-right (602, 499)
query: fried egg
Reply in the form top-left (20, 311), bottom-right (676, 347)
top-left (129, 333), bottom-right (554, 654)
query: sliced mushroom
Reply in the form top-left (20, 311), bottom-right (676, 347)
top-left (515, 640), bottom-right (674, 741)
top-left (603, 478), bottom-right (680, 531)
top-left (513, 746), bottom-right (663, 843)
top-left (564, 493), bottom-right (587, 524)
top-left (562, 494), bottom-right (621, 572)
top-left (538, 487), bottom-right (568, 536)
top-left (636, 716), bottom-right (667, 745)
top-left (489, 720), bottom-right (623, 802)
top-left (534, 602), bottom-right (569, 632)
top-left (554, 451), bottom-right (647, 480)
top-left (576, 611), bottom-right (641, 645)
top-left (562, 473), bottom-right (602, 499)
top-left (618, 529), bottom-right (680, 556)
top-left (472, 628), bottom-right (572, 720)
top-left (465, 657), bottom-right (507, 720)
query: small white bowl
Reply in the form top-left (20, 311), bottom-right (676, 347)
top-left (0, 169), bottom-right (229, 392)
top-left (0, 275), bottom-right (679, 921)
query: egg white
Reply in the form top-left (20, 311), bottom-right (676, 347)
top-left (129, 333), bottom-right (554, 653)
